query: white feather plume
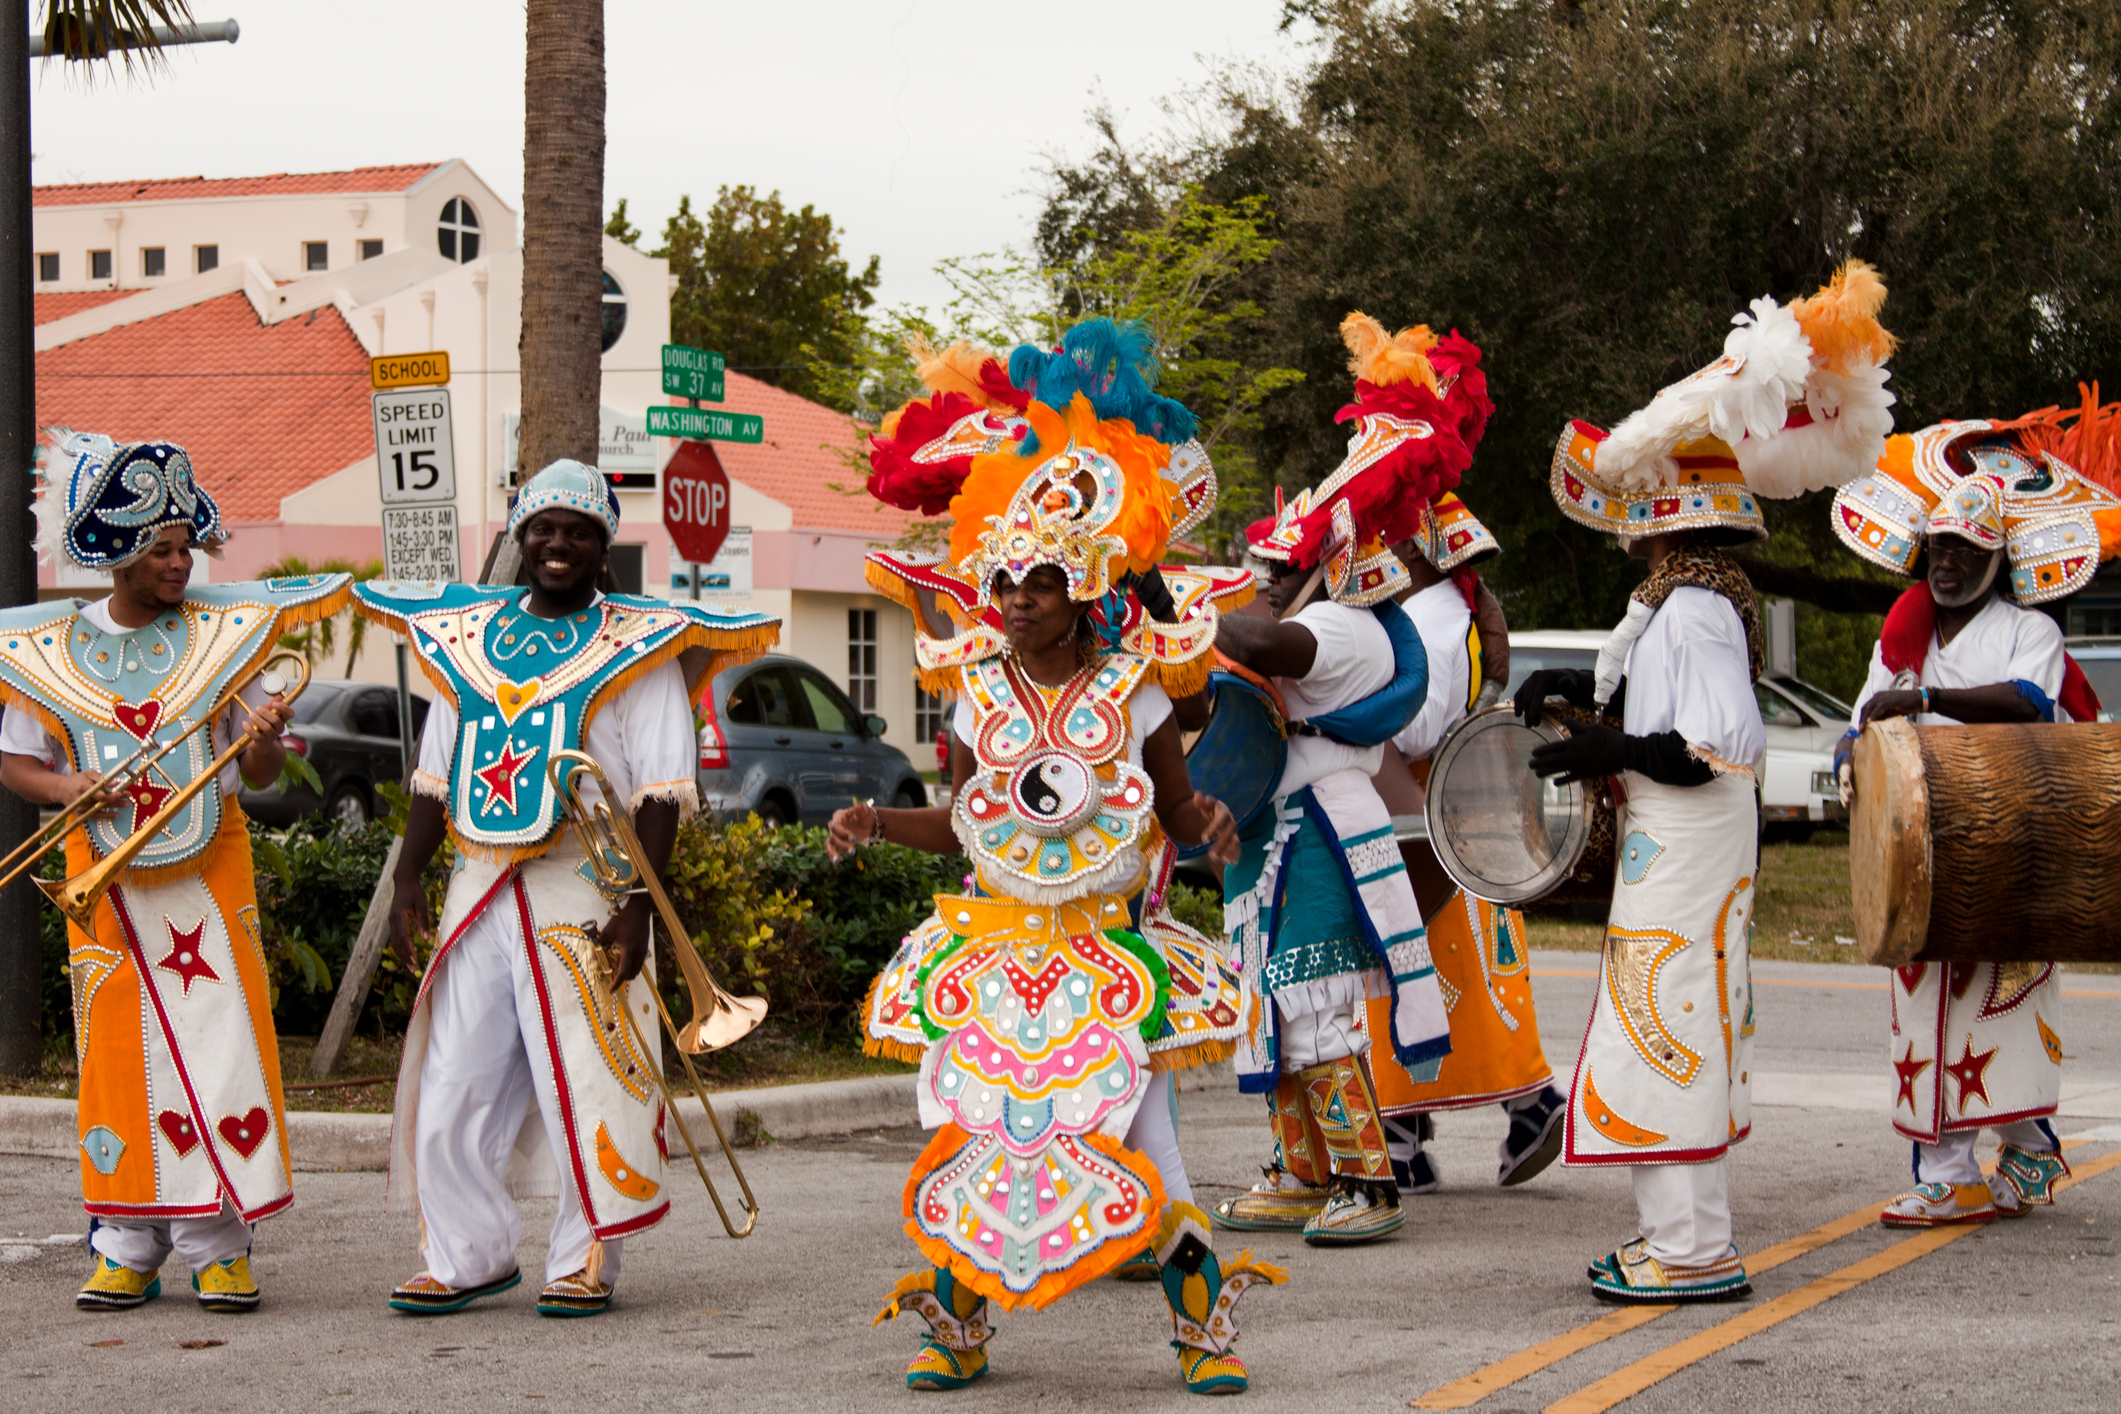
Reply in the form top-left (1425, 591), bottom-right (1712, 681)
top-left (29, 427), bottom-right (111, 566)
top-left (1597, 298), bottom-right (1813, 491)
top-left (1734, 359), bottom-right (1896, 497)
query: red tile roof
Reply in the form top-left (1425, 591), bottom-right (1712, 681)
top-left (705, 372), bottom-right (917, 538)
top-left (33, 163), bottom-right (443, 208)
top-left (33, 289), bottom-right (135, 324)
top-left (35, 290), bottom-right (373, 522)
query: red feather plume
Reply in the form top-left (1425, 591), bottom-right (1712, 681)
top-left (866, 392), bottom-right (998, 515)
top-left (1287, 379), bottom-right (1472, 563)
top-left (1429, 330), bottom-right (1493, 450)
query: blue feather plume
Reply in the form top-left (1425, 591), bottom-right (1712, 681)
top-left (1007, 318), bottom-right (1199, 455)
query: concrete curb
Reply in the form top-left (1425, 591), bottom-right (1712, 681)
top-left (0, 1072), bottom-right (921, 1174)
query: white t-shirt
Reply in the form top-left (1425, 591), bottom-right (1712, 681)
top-left (950, 679), bottom-right (1173, 772)
top-left (1621, 586), bottom-right (1765, 770)
top-left (1275, 599), bottom-right (1394, 799)
top-left (0, 597), bottom-right (271, 793)
top-left (1849, 595), bottom-right (2067, 725)
top-left (1392, 581), bottom-right (1473, 762)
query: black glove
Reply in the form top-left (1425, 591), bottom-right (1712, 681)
top-left (1132, 567), bottom-right (1179, 623)
top-left (1514, 668), bottom-right (1597, 727)
top-left (1529, 726), bottom-right (1715, 788)
top-left (1529, 721), bottom-right (1626, 784)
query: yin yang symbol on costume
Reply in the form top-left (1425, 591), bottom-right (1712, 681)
top-left (1007, 749), bottom-right (1098, 837)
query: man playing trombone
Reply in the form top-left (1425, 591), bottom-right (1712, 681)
top-left (0, 431), bottom-right (351, 1313)
top-left (357, 461), bottom-right (776, 1319)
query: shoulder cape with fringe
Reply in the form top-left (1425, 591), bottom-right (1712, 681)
top-left (353, 581), bottom-right (777, 864)
top-left (0, 574), bottom-right (352, 881)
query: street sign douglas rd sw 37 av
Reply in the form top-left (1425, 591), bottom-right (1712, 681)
top-left (661, 343), bottom-right (725, 402)
top-left (662, 441), bottom-right (732, 566)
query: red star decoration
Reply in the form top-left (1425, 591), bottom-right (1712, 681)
top-left (475, 738), bottom-right (540, 814)
top-left (122, 774), bottom-right (173, 833)
top-left (1893, 1042), bottom-right (1930, 1114)
top-left (155, 919), bottom-right (219, 995)
top-left (1944, 1035), bottom-right (1998, 1114)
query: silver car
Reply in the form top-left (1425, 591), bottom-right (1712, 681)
top-left (696, 653), bottom-right (927, 826)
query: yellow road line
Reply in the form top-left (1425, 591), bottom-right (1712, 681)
top-left (1530, 966), bottom-right (2121, 1000)
top-left (1541, 1146), bottom-right (2121, 1414)
top-left (1409, 1139), bottom-right (2099, 1411)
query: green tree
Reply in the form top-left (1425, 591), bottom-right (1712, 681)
top-left (603, 196), bottom-right (642, 248)
top-left (657, 186), bottom-right (881, 406)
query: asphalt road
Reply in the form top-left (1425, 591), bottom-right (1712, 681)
top-left (4, 952), bottom-right (2116, 1413)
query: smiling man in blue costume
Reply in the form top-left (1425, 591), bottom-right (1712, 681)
top-left (354, 461), bottom-right (776, 1319)
top-left (1208, 316), bottom-right (1464, 1249)
top-left (0, 430), bottom-right (351, 1314)
top-left (1537, 264), bottom-right (1895, 1303)
top-left (841, 321), bottom-right (1282, 1396)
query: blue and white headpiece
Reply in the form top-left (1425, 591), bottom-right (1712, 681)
top-left (507, 459), bottom-right (620, 543)
top-left (33, 429), bottom-right (227, 571)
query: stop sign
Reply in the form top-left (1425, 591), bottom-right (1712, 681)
top-left (663, 439), bottom-right (732, 565)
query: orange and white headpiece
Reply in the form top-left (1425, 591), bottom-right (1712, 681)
top-left (1832, 391), bottom-right (2121, 604)
top-left (1246, 313), bottom-right (1480, 605)
top-left (1553, 261), bottom-right (1897, 542)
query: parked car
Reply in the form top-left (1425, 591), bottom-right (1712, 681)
top-left (238, 679), bottom-right (429, 827)
top-left (697, 653), bottom-right (926, 826)
top-left (1503, 630), bottom-right (1848, 836)
top-left (2065, 636), bottom-right (2121, 720)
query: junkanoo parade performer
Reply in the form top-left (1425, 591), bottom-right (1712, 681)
top-left (1345, 314), bottom-right (1568, 1192)
top-left (1529, 262), bottom-right (1897, 1302)
top-left (844, 321), bottom-right (1281, 1396)
top-left (0, 432), bottom-right (351, 1312)
top-left (356, 462), bottom-right (776, 1318)
top-left (1207, 315), bottom-right (1464, 1247)
top-left (1829, 403), bottom-right (2121, 1227)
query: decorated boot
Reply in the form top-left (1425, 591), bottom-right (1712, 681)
top-left (77, 1255), bottom-right (161, 1311)
top-left (1214, 1078), bottom-right (1331, 1232)
top-left (1880, 1181), bottom-right (1998, 1228)
top-left (388, 1268), bottom-right (522, 1315)
top-left (877, 1267), bottom-right (993, 1391)
top-left (1589, 1238), bottom-right (1752, 1304)
top-left (1296, 1056), bottom-right (1405, 1246)
top-left (1991, 1145), bottom-right (2070, 1217)
top-left (191, 1255), bottom-right (261, 1312)
top-left (1156, 1202), bottom-right (1286, 1395)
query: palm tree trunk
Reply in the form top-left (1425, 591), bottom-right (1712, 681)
top-left (516, 0), bottom-right (606, 480)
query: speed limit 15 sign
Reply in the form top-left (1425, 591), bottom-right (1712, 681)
top-left (372, 388), bottom-right (457, 505)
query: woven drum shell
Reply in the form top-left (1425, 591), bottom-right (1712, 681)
top-left (1851, 717), bottom-right (2121, 965)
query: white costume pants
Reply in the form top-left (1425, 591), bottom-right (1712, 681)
top-left (1277, 983), bottom-right (1372, 1072)
top-left (91, 1202), bottom-right (251, 1274)
top-left (1913, 1119), bottom-right (2061, 1186)
top-left (1632, 1159), bottom-right (1732, 1267)
top-left (416, 901), bottom-right (622, 1289)
top-left (1125, 1070), bottom-right (1190, 1207)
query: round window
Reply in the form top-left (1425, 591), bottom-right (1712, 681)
top-left (601, 271), bottom-right (627, 352)
top-left (438, 198), bottom-right (481, 263)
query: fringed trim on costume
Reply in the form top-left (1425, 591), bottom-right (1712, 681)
top-left (0, 683), bottom-right (73, 769)
top-left (630, 778), bottom-right (701, 820)
top-left (916, 662), bottom-right (964, 700)
top-left (441, 824), bottom-right (556, 871)
top-left (1145, 643), bottom-right (1213, 699)
top-left (410, 769), bottom-right (449, 801)
top-left (864, 558), bottom-right (927, 616)
top-left (1686, 743), bottom-right (1758, 781)
top-left (350, 598), bottom-right (461, 707)
top-left (864, 1034), bottom-right (928, 1065)
top-left (270, 579), bottom-right (356, 633)
top-left (1149, 1036), bottom-right (1236, 1073)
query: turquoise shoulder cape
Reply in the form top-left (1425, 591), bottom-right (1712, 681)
top-left (352, 581), bottom-right (778, 861)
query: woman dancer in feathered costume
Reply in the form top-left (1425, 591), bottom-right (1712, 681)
top-left (836, 319), bottom-right (1281, 1395)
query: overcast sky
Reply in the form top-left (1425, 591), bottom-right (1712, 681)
top-left (29, 0), bottom-right (1312, 315)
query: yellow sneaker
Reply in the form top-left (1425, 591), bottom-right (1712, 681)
top-left (1176, 1347), bottom-right (1250, 1396)
top-left (77, 1255), bottom-right (162, 1310)
top-left (906, 1339), bottom-right (989, 1391)
top-left (191, 1256), bottom-right (261, 1312)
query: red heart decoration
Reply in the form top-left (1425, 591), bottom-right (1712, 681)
top-left (216, 1107), bottom-right (269, 1160)
top-left (112, 699), bottom-right (162, 740)
top-left (156, 1109), bottom-right (199, 1157)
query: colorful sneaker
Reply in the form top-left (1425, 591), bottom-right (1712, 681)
top-left (1175, 1348), bottom-right (1250, 1396)
top-left (1880, 1181), bottom-right (1997, 1228)
top-left (1589, 1241), bottom-right (1751, 1304)
top-left (191, 1255), bottom-right (260, 1312)
top-left (906, 1338), bottom-right (989, 1390)
top-left (1213, 1163), bottom-right (1330, 1233)
top-left (1498, 1087), bottom-right (1567, 1188)
top-left (1991, 1146), bottom-right (2070, 1217)
top-left (1384, 1115), bottom-right (1440, 1195)
top-left (388, 1268), bottom-right (522, 1315)
top-left (876, 1267), bottom-right (992, 1392)
top-left (1301, 1178), bottom-right (1406, 1247)
top-left (536, 1268), bottom-right (614, 1317)
top-left (77, 1255), bottom-right (161, 1310)
top-left (1157, 1202), bottom-right (1284, 1396)
top-left (1113, 1248), bottom-right (1162, 1282)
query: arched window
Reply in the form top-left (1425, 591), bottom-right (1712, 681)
top-left (438, 198), bottom-right (481, 263)
top-left (601, 270), bottom-right (627, 352)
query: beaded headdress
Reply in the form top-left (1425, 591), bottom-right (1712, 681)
top-left (1831, 393), bottom-right (2121, 605)
top-left (1245, 313), bottom-right (1480, 605)
top-left (33, 429), bottom-right (227, 571)
top-left (508, 459), bottom-right (620, 543)
top-left (1552, 262), bottom-right (1897, 542)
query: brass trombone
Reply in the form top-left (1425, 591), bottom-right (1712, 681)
top-left (17, 652), bottom-right (312, 932)
top-left (547, 747), bottom-right (765, 1239)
